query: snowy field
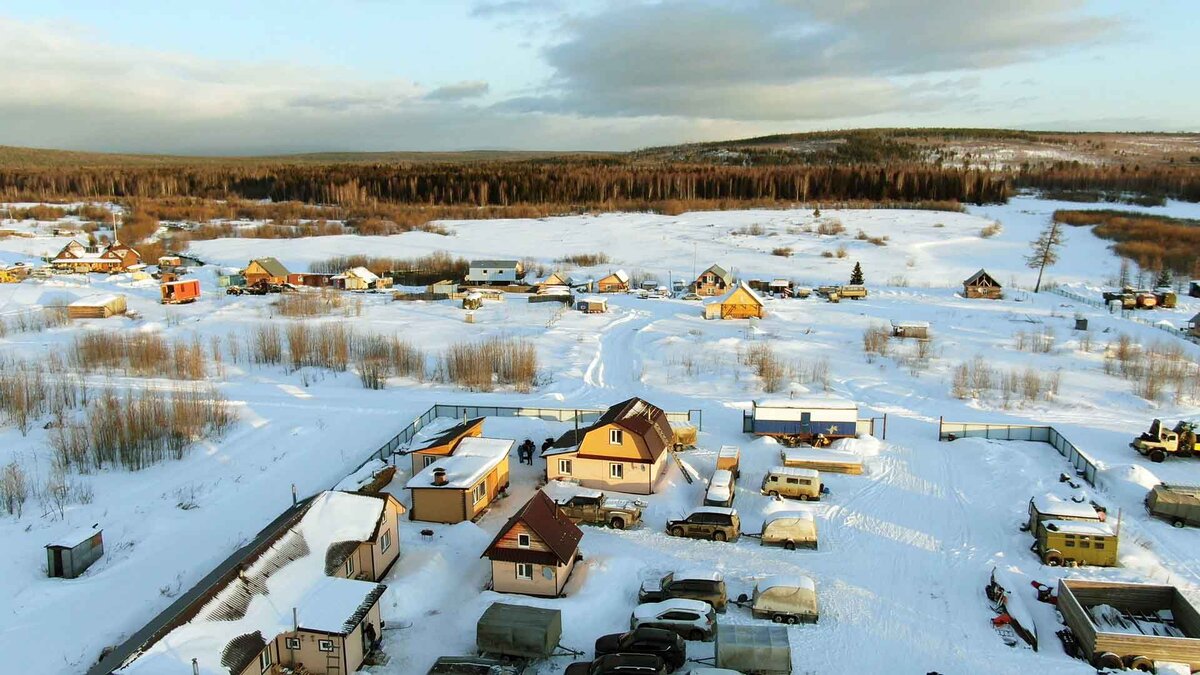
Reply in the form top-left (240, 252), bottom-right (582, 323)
top-left (2, 196), bottom-right (1200, 674)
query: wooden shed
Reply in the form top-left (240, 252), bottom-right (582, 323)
top-left (963, 269), bottom-right (1003, 299)
top-left (67, 294), bottom-right (127, 319)
top-left (596, 270), bottom-right (630, 293)
top-left (1057, 578), bottom-right (1200, 670)
top-left (704, 282), bottom-right (766, 320)
top-left (160, 278), bottom-right (200, 304)
top-left (46, 527), bottom-right (103, 578)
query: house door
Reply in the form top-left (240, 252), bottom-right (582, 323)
top-left (52, 550), bottom-right (64, 577)
top-left (800, 413), bottom-right (811, 434)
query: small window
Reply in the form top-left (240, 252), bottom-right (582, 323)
top-left (284, 637), bottom-right (301, 650)
top-left (610, 463), bottom-right (624, 479)
top-left (472, 482), bottom-right (487, 505)
top-left (422, 455), bottom-right (437, 468)
top-left (380, 529), bottom-right (392, 554)
top-left (259, 649), bottom-right (273, 672)
top-left (767, 475), bottom-right (778, 482)
top-left (516, 563), bottom-right (534, 580)
top-left (1080, 540), bottom-right (1091, 549)
top-left (799, 479), bottom-right (810, 486)
top-left (517, 533), bottom-right (531, 548)
top-left (558, 459), bottom-right (572, 475)
top-left (786, 477), bottom-right (798, 485)
top-left (318, 639), bottom-right (335, 652)
top-left (1064, 539), bottom-right (1075, 548)
top-left (1094, 542), bottom-right (1105, 550)
top-left (345, 555), bottom-right (355, 576)
top-left (609, 429), bottom-right (624, 445)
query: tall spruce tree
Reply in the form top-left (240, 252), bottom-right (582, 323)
top-left (850, 261), bottom-right (864, 285)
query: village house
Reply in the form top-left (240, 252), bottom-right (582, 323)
top-left (693, 264), bottom-right (734, 297)
top-left (465, 260), bottom-right (524, 285)
top-left (333, 266), bottom-right (392, 291)
top-left (287, 272), bottom-right (336, 288)
top-left (51, 240), bottom-right (141, 273)
top-left (242, 257), bottom-right (290, 286)
top-left (115, 490), bottom-right (404, 675)
top-left (407, 417), bottom-right (485, 475)
top-left (963, 269), bottom-right (1003, 299)
top-left (539, 271), bottom-right (575, 290)
top-left (542, 397), bottom-right (674, 495)
top-left (596, 269), bottom-right (631, 293)
top-left (481, 491), bottom-right (583, 598)
top-left (768, 279), bottom-right (792, 297)
top-left (704, 281), bottom-right (766, 320)
top-left (406, 437), bottom-right (513, 523)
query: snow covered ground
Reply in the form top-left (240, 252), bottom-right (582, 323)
top-left (2, 197), bottom-right (1200, 674)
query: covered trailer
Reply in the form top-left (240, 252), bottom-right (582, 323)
top-left (714, 624), bottom-right (792, 674)
top-left (1146, 484), bottom-right (1200, 528)
top-left (745, 399), bottom-right (859, 446)
top-left (476, 603), bottom-right (562, 659)
top-left (756, 512), bottom-right (818, 550)
top-left (742, 575), bottom-right (819, 624)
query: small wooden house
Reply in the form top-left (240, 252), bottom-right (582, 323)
top-left (543, 397), bottom-right (673, 495)
top-left (243, 257), bottom-right (290, 286)
top-left (963, 269), bottom-right (1002, 299)
top-left (337, 266), bottom-right (391, 291)
top-left (890, 321), bottom-right (930, 339)
top-left (541, 271), bottom-right (575, 290)
top-left (408, 417), bottom-right (485, 475)
top-left (769, 279), bottom-right (792, 297)
top-left (287, 272), bottom-right (335, 288)
top-left (596, 270), bottom-right (630, 293)
top-left (51, 240), bottom-right (141, 273)
top-left (692, 264), bottom-right (733, 296)
top-left (704, 281), bottom-right (766, 320)
top-left (160, 279), bottom-right (200, 305)
top-left (67, 294), bottom-right (127, 319)
top-left (1188, 312), bottom-right (1200, 338)
top-left (481, 491), bottom-right (583, 597)
top-left (406, 437), bottom-right (512, 523)
top-left (576, 297), bottom-right (608, 313)
top-left (465, 260), bottom-right (524, 285)
top-left (46, 527), bottom-right (103, 578)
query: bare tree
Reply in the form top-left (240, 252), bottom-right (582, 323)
top-left (1026, 219), bottom-right (1065, 293)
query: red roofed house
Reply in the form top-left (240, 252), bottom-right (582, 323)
top-left (541, 397), bottom-right (674, 495)
top-left (481, 491), bottom-right (583, 597)
top-left (51, 240), bottom-right (141, 273)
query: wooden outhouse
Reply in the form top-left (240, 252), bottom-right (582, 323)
top-left (406, 437), bottom-right (512, 523)
top-left (160, 279), bottom-right (200, 304)
top-left (596, 270), bottom-right (630, 293)
top-left (693, 264), bottom-right (734, 297)
top-left (243, 257), bottom-right (290, 286)
top-left (542, 397), bottom-right (673, 495)
top-left (46, 527), bottom-right (103, 578)
top-left (67, 294), bottom-right (127, 319)
top-left (576, 297), bottom-right (608, 313)
top-left (481, 491), bottom-right (583, 597)
top-left (704, 282), bottom-right (766, 320)
top-left (890, 321), bottom-right (930, 339)
top-left (768, 279), bottom-right (792, 297)
top-left (963, 269), bottom-right (1003, 299)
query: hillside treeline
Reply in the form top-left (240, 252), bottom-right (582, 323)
top-left (1017, 164), bottom-right (1200, 202)
top-left (1054, 209), bottom-right (1200, 277)
top-left (0, 162), bottom-right (1009, 206)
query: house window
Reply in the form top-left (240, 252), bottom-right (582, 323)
top-left (284, 637), bottom-right (301, 650)
top-left (380, 529), bottom-right (392, 554)
top-left (318, 639), bottom-right (335, 652)
top-left (345, 556), bottom-right (355, 576)
top-left (516, 563), bottom-right (534, 580)
top-left (423, 455), bottom-right (437, 468)
top-left (517, 533), bottom-right (531, 548)
top-left (1095, 542), bottom-right (1106, 549)
top-left (558, 459), bottom-right (572, 475)
top-left (259, 649), bottom-right (273, 672)
top-left (609, 429), bottom-right (624, 445)
top-left (610, 463), bottom-right (624, 479)
top-left (472, 482), bottom-right (487, 505)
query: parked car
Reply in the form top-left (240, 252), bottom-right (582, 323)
top-left (639, 570), bottom-right (728, 612)
top-left (427, 656), bottom-right (520, 675)
top-left (631, 599), bottom-right (718, 642)
top-left (542, 480), bottom-right (644, 529)
top-left (761, 466), bottom-right (823, 501)
top-left (593, 626), bottom-right (686, 671)
top-left (665, 507), bottom-right (740, 542)
top-left (704, 469), bottom-right (735, 508)
top-left (564, 654), bottom-right (668, 675)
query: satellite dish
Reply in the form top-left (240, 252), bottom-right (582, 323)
top-left (542, 567), bottom-right (555, 580)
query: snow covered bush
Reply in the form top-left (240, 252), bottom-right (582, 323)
top-left (440, 337), bottom-right (538, 393)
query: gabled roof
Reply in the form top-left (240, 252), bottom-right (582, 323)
top-left (411, 417), bottom-right (485, 453)
top-left (471, 260), bottom-right (520, 269)
top-left (248, 257), bottom-right (289, 277)
top-left (406, 437), bottom-right (512, 489)
top-left (545, 397), bottom-right (673, 462)
top-left (711, 281), bottom-right (766, 307)
top-left (344, 266), bottom-right (379, 282)
top-left (963, 268), bottom-right (1000, 287)
top-left (601, 269), bottom-right (630, 284)
top-left (698, 264), bottom-right (733, 284)
top-left (482, 491), bottom-right (582, 566)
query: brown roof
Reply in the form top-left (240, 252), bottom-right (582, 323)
top-left (221, 631), bottom-right (266, 675)
top-left (412, 417), bottom-right (485, 453)
top-left (964, 269), bottom-right (1000, 287)
top-left (551, 397), bottom-right (673, 463)
top-left (482, 492), bottom-right (582, 567)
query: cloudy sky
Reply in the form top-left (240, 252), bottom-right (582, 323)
top-left (0, 0), bottom-right (1195, 154)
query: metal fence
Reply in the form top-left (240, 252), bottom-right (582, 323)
top-left (348, 403), bottom-right (703, 479)
top-left (937, 419), bottom-right (1099, 486)
top-left (1050, 287), bottom-right (1200, 347)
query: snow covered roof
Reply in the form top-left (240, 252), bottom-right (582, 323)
top-left (406, 437), bottom-right (512, 489)
top-left (69, 293), bottom-right (124, 307)
top-left (718, 445), bottom-right (740, 458)
top-left (765, 511), bottom-right (815, 524)
top-left (710, 469), bottom-right (733, 486)
top-left (781, 447), bottom-right (863, 466)
top-left (675, 569), bottom-right (723, 582)
top-left (770, 279), bottom-right (790, 287)
top-left (768, 465), bottom-right (820, 478)
top-left (891, 320), bottom-right (930, 328)
top-left (118, 491), bottom-right (388, 675)
top-left (757, 575), bottom-right (816, 593)
top-left (1042, 519), bottom-right (1114, 537)
top-left (1031, 494), bottom-right (1101, 520)
top-left (579, 295), bottom-right (607, 304)
top-left (633, 598), bottom-right (711, 618)
top-left (541, 479), bottom-right (603, 503)
top-left (465, 291), bottom-right (484, 300)
top-left (710, 280), bottom-right (766, 306)
top-left (47, 526), bottom-right (102, 548)
top-left (755, 397), bottom-right (856, 410)
top-left (690, 506), bottom-right (737, 516)
top-left (345, 266), bottom-right (379, 282)
top-left (471, 260), bottom-right (520, 269)
top-left (602, 269), bottom-right (630, 283)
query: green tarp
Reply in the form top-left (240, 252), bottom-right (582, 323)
top-left (476, 603), bottom-right (562, 659)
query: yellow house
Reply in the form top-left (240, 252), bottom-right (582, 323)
top-left (116, 490), bottom-right (403, 675)
top-left (543, 397), bottom-right (674, 495)
top-left (406, 437), bottom-right (513, 523)
top-left (596, 269), bottom-right (630, 293)
top-left (243, 257), bottom-right (290, 286)
top-left (408, 417), bottom-right (485, 475)
top-left (482, 491), bottom-right (583, 597)
top-left (704, 281), bottom-right (766, 320)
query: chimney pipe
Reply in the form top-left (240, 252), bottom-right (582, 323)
top-left (432, 468), bottom-right (448, 487)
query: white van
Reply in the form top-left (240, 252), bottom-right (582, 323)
top-left (704, 469), bottom-right (735, 507)
top-left (761, 466), bottom-right (822, 501)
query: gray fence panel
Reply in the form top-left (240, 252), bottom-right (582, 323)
top-left (939, 420), bottom-right (1099, 487)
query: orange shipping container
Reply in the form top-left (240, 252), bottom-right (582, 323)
top-left (161, 279), bottom-right (201, 304)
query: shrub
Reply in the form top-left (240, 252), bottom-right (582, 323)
top-left (835, 246), bottom-right (848, 258)
top-left (820, 250), bottom-right (834, 258)
top-left (816, 220), bottom-right (845, 236)
top-left (979, 222), bottom-right (1003, 238)
top-left (1, 461), bottom-right (29, 517)
top-left (355, 335), bottom-right (425, 389)
top-left (440, 337), bottom-right (538, 392)
top-left (741, 343), bottom-right (790, 393)
top-left (862, 325), bottom-right (891, 361)
top-left (556, 252), bottom-right (610, 266)
top-left (771, 247), bottom-right (793, 257)
top-left (70, 333), bottom-right (207, 379)
top-left (275, 290), bottom-right (346, 318)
